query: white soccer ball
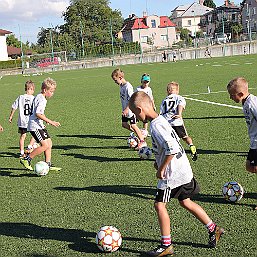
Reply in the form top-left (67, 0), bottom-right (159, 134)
top-left (96, 226), bottom-right (122, 252)
top-left (138, 146), bottom-right (152, 159)
top-left (34, 161), bottom-right (49, 176)
top-left (127, 136), bottom-right (138, 148)
top-left (222, 181), bottom-right (244, 202)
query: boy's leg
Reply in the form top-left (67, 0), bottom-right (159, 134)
top-left (182, 135), bottom-right (197, 161)
top-left (19, 132), bottom-right (26, 156)
top-left (179, 198), bottom-right (224, 247)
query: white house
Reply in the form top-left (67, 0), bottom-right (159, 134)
top-left (121, 14), bottom-right (177, 50)
top-left (0, 29), bottom-right (12, 61)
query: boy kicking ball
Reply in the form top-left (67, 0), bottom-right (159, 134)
top-left (20, 78), bottom-right (61, 172)
top-left (129, 91), bottom-right (224, 256)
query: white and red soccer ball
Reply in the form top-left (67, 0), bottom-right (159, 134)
top-left (96, 225), bottom-right (122, 252)
top-left (127, 136), bottom-right (138, 148)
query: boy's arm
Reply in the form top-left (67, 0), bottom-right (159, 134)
top-left (36, 113), bottom-right (61, 127)
top-left (172, 104), bottom-right (184, 119)
top-left (156, 155), bottom-right (174, 179)
top-left (9, 108), bottom-right (16, 123)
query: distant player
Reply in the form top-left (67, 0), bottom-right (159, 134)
top-left (111, 68), bottom-right (146, 149)
top-left (0, 124), bottom-right (3, 132)
top-left (129, 91), bottom-right (224, 256)
top-left (160, 81), bottom-right (197, 161)
top-left (9, 80), bottom-right (36, 157)
top-left (20, 78), bottom-right (61, 171)
top-left (135, 73), bottom-right (156, 137)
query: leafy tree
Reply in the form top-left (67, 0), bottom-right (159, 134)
top-left (231, 23), bottom-right (243, 39)
top-left (62, 0), bottom-right (123, 51)
top-left (6, 34), bottom-right (21, 48)
top-left (203, 0), bottom-right (216, 8)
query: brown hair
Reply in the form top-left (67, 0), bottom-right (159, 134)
top-left (227, 77), bottom-right (248, 92)
top-left (111, 68), bottom-right (124, 78)
top-left (25, 80), bottom-right (35, 91)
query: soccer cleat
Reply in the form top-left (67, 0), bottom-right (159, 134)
top-left (208, 226), bottom-right (225, 248)
top-left (49, 165), bottom-right (62, 171)
top-left (190, 145), bottom-right (198, 161)
top-left (20, 158), bottom-right (33, 171)
top-left (147, 244), bottom-right (174, 256)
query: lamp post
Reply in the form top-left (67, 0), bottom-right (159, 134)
top-left (80, 20), bottom-right (85, 58)
top-left (138, 19), bottom-right (143, 63)
top-left (165, 20), bottom-right (169, 48)
top-left (192, 10), bottom-right (197, 58)
top-left (18, 24), bottom-right (24, 74)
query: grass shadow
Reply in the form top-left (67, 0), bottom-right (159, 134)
top-left (56, 134), bottom-right (128, 140)
top-left (184, 115), bottom-right (244, 120)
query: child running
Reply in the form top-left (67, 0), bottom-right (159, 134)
top-left (135, 73), bottom-right (156, 137)
top-left (20, 77), bottom-right (61, 171)
top-left (160, 81), bottom-right (197, 161)
top-left (111, 68), bottom-right (146, 149)
top-left (9, 80), bottom-right (36, 157)
top-left (129, 91), bottom-right (224, 256)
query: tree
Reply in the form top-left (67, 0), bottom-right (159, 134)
top-left (231, 23), bottom-right (243, 40)
top-left (203, 0), bottom-right (216, 8)
top-left (6, 34), bottom-right (21, 48)
top-left (62, 0), bottom-right (123, 51)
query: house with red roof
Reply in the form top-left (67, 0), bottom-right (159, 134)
top-left (121, 14), bottom-right (178, 50)
top-left (0, 29), bottom-right (12, 61)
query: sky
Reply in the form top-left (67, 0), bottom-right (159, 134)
top-left (0, 0), bottom-right (241, 44)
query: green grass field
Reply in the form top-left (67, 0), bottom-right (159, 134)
top-left (0, 55), bottom-right (256, 257)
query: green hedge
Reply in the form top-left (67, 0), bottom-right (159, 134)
top-left (0, 60), bottom-right (22, 70)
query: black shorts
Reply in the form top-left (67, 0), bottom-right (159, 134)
top-left (172, 125), bottom-right (188, 139)
top-left (155, 178), bottom-right (200, 202)
top-left (18, 127), bottom-right (28, 134)
top-left (30, 129), bottom-right (50, 143)
top-left (247, 149), bottom-right (257, 166)
top-left (121, 114), bottom-right (136, 124)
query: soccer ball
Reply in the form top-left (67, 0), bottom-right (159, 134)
top-left (138, 146), bottom-right (152, 159)
top-left (34, 161), bottom-right (49, 176)
top-left (96, 226), bottom-right (122, 252)
top-left (222, 181), bottom-right (244, 202)
top-left (127, 136), bottom-right (138, 148)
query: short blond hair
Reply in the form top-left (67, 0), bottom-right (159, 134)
top-left (129, 91), bottom-right (152, 111)
top-left (167, 81), bottom-right (179, 94)
top-left (111, 68), bottom-right (124, 78)
top-left (41, 77), bottom-right (57, 90)
top-left (227, 77), bottom-right (248, 92)
top-left (25, 80), bottom-right (35, 91)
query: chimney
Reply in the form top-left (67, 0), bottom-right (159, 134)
top-left (199, 0), bottom-right (204, 5)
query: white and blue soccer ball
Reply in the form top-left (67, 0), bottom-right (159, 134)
top-left (96, 225), bottom-right (122, 252)
top-left (127, 136), bottom-right (138, 148)
top-left (222, 181), bottom-right (244, 202)
top-left (34, 161), bottom-right (49, 176)
top-left (138, 146), bottom-right (152, 159)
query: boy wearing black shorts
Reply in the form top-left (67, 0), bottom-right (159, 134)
top-left (129, 91), bottom-right (224, 256)
top-left (20, 78), bottom-right (61, 171)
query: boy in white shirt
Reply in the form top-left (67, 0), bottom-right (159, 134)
top-left (135, 73), bottom-right (156, 137)
top-left (111, 68), bottom-right (146, 149)
top-left (20, 78), bottom-right (61, 171)
top-left (160, 81), bottom-right (197, 161)
top-left (129, 91), bottom-right (224, 256)
top-left (9, 80), bottom-right (36, 157)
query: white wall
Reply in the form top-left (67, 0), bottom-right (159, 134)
top-left (0, 35), bottom-right (8, 61)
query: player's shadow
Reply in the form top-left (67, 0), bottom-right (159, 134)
top-left (184, 115), bottom-right (244, 120)
top-left (54, 184), bottom-right (155, 200)
top-left (56, 134), bottom-right (127, 140)
top-left (53, 144), bottom-right (128, 150)
top-left (0, 168), bottom-right (38, 177)
top-left (61, 153), bottom-right (147, 162)
top-left (0, 151), bottom-right (20, 158)
top-left (193, 193), bottom-right (256, 209)
top-left (185, 149), bottom-right (246, 156)
top-left (0, 222), bottom-right (210, 255)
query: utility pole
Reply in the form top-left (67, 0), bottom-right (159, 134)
top-left (18, 24), bottom-right (24, 74)
top-left (138, 19), bottom-right (143, 63)
top-left (80, 20), bottom-right (85, 58)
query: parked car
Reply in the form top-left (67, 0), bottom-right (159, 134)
top-left (36, 57), bottom-right (59, 68)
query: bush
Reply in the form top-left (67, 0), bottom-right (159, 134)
top-left (0, 59), bottom-right (22, 70)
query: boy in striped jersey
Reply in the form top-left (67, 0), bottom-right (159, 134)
top-left (9, 80), bottom-right (36, 157)
top-left (20, 78), bottom-right (61, 171)
top-left (129, 91), bottom-right (224, 256)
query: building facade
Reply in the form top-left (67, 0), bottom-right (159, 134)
top-left (0, 29), bottom-right (12, 61)
top-left (241, 0), bottom-right (257, 35)
top-left (121, 14), bottom-right (177, 50)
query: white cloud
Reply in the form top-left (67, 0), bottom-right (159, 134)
top-left (0, 0), bottom-right (69, 24)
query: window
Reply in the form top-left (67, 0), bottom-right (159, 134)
top-left (141, 36), bottom-right (148, 43)
top-left (151, 20), bottom-right (156, 28)
top-left (161, 34), bottom-right (168, 41)
top-left (188, 20), bottom-right (192, 26)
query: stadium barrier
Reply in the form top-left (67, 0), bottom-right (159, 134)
top-left (1, 40), bottom-right (257, 76)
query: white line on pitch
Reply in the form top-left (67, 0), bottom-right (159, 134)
top-left (183, 97), bottom-right (242, 109)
